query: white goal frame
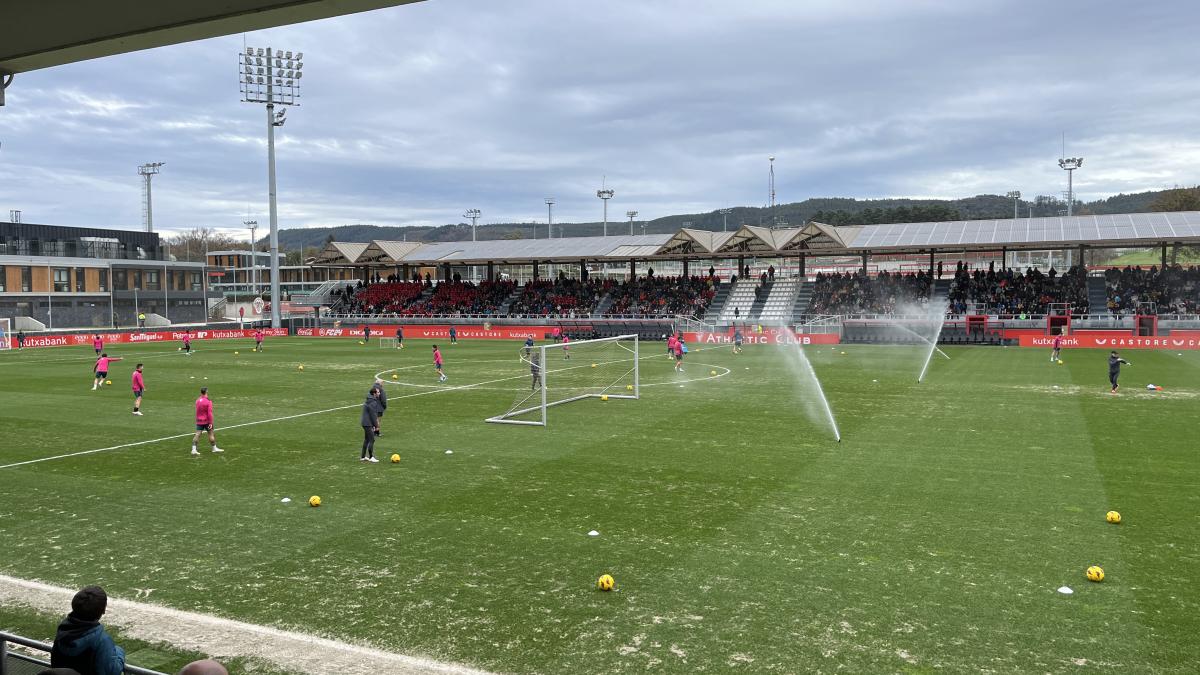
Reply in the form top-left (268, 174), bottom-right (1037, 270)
top-left (0, 318), bottom-right (11, 350)
top-left (486, 334), bottom-right (640, 427)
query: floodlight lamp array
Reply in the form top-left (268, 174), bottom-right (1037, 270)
top-left (239, 47), bottom-right (304, 106)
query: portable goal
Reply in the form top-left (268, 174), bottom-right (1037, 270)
top-left (0, 318), bottom-right (11, 350)
top-left (486, 334), bottom-right (640, 426)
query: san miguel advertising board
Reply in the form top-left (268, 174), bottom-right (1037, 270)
top-left (14, 328), bottom-right (287, 349)
top-left (1018, 331), bottom-right (1200, 350)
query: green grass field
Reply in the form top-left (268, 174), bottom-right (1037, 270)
top-left (2, 336), bottom-right (1199, 673)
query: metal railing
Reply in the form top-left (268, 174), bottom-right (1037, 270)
top-left (1, 630), bottom-right (167, 675)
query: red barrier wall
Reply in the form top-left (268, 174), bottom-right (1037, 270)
top-left (1017, 332), bottom-right (1200, 350)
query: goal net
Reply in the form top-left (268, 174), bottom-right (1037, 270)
top-left (486, 334), bottom-right (640, 426)
top-left (0, 318), bottom-right (11, 350)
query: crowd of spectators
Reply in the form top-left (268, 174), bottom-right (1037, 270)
top-left (808, 270), bottom-right (932, 315)
top-left (508, 277), bottom-right (611, 317)
top-left (603, 273), bottom-right (716, 317)
top-left (947, 261), bottom-right (1087, 315)
top-left (1104, 265), bottom-right (1200, 315)
top-left (407, 280), bottom-right (516, 316)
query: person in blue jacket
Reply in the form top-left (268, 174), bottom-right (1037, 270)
top-left (51, 585), bottom-right (125, 675)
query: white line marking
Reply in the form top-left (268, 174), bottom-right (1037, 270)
top-left (0, 574), bottom-right (491, 675)
top-left (2, 344), bottom-right (727, 470)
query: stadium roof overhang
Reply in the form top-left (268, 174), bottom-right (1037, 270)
top-left (0, 1), bottom-right (424, 75)
top-left (310, 211), bottom-right (1200, 268)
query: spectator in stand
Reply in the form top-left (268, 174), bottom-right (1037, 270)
top-left (50, 585), bottom-right (125, 675)
top-left (1104, 264), bottom-right (1200, 315)
top-left (768, 265), bottom-right (775, 281)
top-left (809, 270), bottom-right (932, 315)
top-left (945, 264), bottom-right (1087, 316)
top-left (603, 275), bottom-right (716, 317)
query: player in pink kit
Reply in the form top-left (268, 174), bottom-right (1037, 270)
top-left (561, 334), bottom-right (571, 360)
top-left (666, 333), bottom-right (677, 359)
top-left (1051, 334), bottom-right (1063, 363)
top-left (92, 353), bottom-right (122, 390)
top-left (254, 329), bottom-right (265, 352)
top-left (181, 331), bottom-right (192, 355)
top-left (191, 387), bottom-right (224, 456)
top-left (92, 334), bottom-right (103, 355)
top-left (433, 345), bottom-right (447, 382)
top-left (131, 363), bottom-right (145, 415)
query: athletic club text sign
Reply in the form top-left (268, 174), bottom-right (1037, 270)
top-left (681, 329), bottom-right (841, 345)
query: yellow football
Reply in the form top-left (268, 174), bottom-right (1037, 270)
top-left (234, 351), bottom-right (239, 355)
top-left (105, 380), bottom-right (112, 385)
top-left (1106, 511), bottom-right (1121, 524)
top-left (392, 374), bottom-right (399, 380)
top-left (626, 384), bottom-right (633, 391)
top-left (358, 341), bottom-right (365, 345)
top-left (596, 574), bottom-right (614, 591)
top-left (1057, 359), bottom-right (1064, 365)
top-left (308, 495), bottom-right (321, 507)
top-left (1086, 565), bottom-right (1104, 582)
top-left (601, 395), bottom-right (609, 401)
top-left (390, 453), bottom-right (400, 463)
top-left (710, 370), bottom-right (717, 375)
top-left (298, 365), bottom-right (304, 371)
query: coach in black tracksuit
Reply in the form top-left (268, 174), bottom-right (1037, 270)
top-left (360, 388), bottom-right (382, 462)
top-left (1108, 351), bottom-right (1130, 393)
top-left (373, 378), bottom-right (388, 436)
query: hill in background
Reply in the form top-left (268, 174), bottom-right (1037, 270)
top-left (272, 190), bottom-right (1170, 252)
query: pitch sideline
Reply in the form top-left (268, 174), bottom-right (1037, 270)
top-left (0, 573), bottom-right (490, 675)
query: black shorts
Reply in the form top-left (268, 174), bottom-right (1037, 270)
top-left (196, 423), bottom-right (213, 432)
top-left (133, 389), bottom-right (144, 398)
top-left (96, 371), bottom-right (107, 378)
top-left (674, 354), bottom-right (682, 361)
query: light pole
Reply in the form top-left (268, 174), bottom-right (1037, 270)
top-left (1006, 191), bottom-right (1021, 219)
top-left (720, 208), bottom-right (732, 232)
top-left (545, 198), bottom-right (556, 238)
top-left (239, 46), bottom-right (304, 329)
top-left (597, 178), bottom-right (614, 236)
top-left (626, 210), bottom-right (638, 236)
top-left (245, 219), bottom-right (258, 297)
top-left (768, 155), bottom-right (776, 228)
top-left (137, 162), bottom-right (164, 233)
top-left (464, 208), bottom-right (481, 242)
top-left (1058, 157), bottom-right (1083, 216)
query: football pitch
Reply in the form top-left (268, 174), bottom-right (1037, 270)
top-left (2, 336), bottom-right (1199, 673)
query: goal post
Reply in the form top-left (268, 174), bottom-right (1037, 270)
top-left (486, 334), bottom-right (640, 426)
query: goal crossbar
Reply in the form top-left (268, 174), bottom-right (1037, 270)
top-left (486, 334), bottom-right (639, 426)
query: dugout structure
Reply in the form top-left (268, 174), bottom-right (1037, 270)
top-left (487, 334), bottom-right (640, 426)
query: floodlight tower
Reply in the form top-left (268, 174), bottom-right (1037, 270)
top-left (1006, 191), bottom-right (1021, 219)
top-left (768, 155), bottom-right (776, 228)
top-left (239, 46), bottom-right (304, 328)
top-left (597, 178), bottom-right (615, 236)
top-left (245, 219), bottom-right (259, 296)
top-left (137, 162), bottom-right (164, 233)
top-left (464, 208), bottom-right (481, 241)
top-left (1058, 157), bottom-right (1083, 216)
top-left (626, 210), bottom-right (638, 236)
top-left (545, 198), bottom-right (556, 238)
top-left (720, 208), bottom-right (732, 232)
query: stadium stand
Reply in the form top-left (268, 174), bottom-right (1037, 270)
top-left (602, 275), bottom-right (716, 317)
top-left (808, 270), bottom-right (933, 315)
top-left (508, 278), bottom-right (610, 317)
top-left (947, 263), bottom-right (1087, 316)
top-left (1103, 265), bottom-right (1200, 315)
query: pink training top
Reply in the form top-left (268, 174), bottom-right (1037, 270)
top-left (195, 397), bottom-right (214, 425)
top-left (183, 334), bottom-right (191, 345)
top-left (95, 356), bottom-right (111, 372)
top-left (93, 337), bottom-right (103, 350)
top-left (434, 349), bottom-right (443, 365)
top-left (1053, 336), bottom-right (1062, 348)
top-left (131, 371), bottom-right (144, 391)
top-left (255, 330), bottom-right (264, 341)
top-left (552, 327), bottom-right (561, 337)
top-left (673, 342), bottom-right (684, 356)
top-left (562, 336), bottom-right (570, 345)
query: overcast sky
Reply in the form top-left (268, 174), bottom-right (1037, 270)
top-left (2, 0), bottom-right (1198, 237)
